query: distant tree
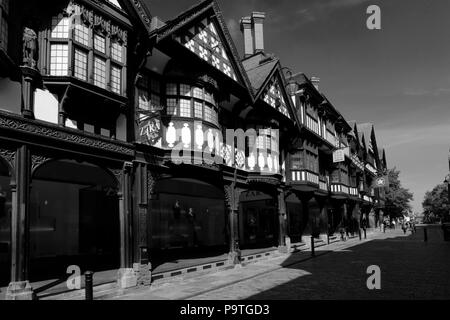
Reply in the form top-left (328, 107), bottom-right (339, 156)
top-left (422, 183), bottom-right (449, 222)
top-left (384, 167), bottom-right (414, 219)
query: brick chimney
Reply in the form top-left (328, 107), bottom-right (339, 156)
top-left (240, 16), bottom-right (253, 58)
top-left (240, 12), bottom-right (266, 57)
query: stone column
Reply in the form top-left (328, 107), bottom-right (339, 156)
top-left (6, 146), bottom-right (33, 300)
top-left (224, 184), bottom-right (242, 265)
top-left (117, 162), bottom-right (137, 289)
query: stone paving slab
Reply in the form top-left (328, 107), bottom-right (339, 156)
top-left (107, 229), bottom-right (397, 300)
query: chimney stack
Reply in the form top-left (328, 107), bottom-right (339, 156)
top-left (240, 12), bottom-right (266, 57)
top-left (251, 12), bottom-right (265, 53)
top-left (311, 77), bottom-right (320, 90)
top-left (240, 16), bottom-right (253, 58)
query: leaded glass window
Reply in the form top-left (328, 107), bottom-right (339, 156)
top-left (50, 44), bottom-right (69, 76)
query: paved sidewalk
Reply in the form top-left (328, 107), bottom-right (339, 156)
top-left (106, 229), bottom-right (404, 300)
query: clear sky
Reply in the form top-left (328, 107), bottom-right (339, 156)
top-left (143, 0), bottom-right (450, 213)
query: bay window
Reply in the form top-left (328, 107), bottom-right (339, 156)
top-left (163, 82), bottom-right (219, 126)
top-left (45, 3), bottom-right (127, 96)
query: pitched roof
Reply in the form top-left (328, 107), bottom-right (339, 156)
top-left (242, 53), bottom-right (278, 94)
top-left (148, 0), bottom-right (254, 99)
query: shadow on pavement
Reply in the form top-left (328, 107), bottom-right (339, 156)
top-left (245, 227), bottom-right (450, 300)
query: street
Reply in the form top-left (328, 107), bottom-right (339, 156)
top-left (111, 226), bottom-right (450, 300)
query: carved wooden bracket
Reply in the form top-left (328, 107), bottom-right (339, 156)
top-left (31, 154), bottom-right (52, 175)
top-left (0, 148), bottom-right (16, 173)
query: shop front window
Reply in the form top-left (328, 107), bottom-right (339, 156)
top-left (150, 178), bottom-right (226, 251)
top-left (0, 159), bottom-right (11, 286)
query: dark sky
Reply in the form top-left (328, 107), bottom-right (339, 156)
top-left (141, 0), bottom-right (450, 213)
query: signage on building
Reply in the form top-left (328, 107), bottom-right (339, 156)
top-left (365, 163), bottom-right (377, 175)
top-left (350, 153), bottom-right (365, 170)
top-left (374, 175), bottom-right (389, 188)
top-left (333, 147), bottom-right (349, 163)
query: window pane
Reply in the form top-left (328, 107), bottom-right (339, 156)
top-left (111, 41), bottom-right (123, 63)
top-left (193, 87), bottom-right (203, 99)
top-left (151, 94), bottom-right (160, 107)
top-left (93, 57), bottom-right (106, 89)
top-left (138, 88), bottom-right (149, 110)
top-left (180, 84), bottom-right (191, 97)
top-left (110, 65), bottom-right (121, 94)
top-left (94, 34), bottom-right (105, 53)
top-left (50, 44), bottom-right (68, 76)
top-left (194, 102), bottom-right (202, 118)
top-left (166, 83), bottom-right (177, 95)
top-left (74, 49), bottom-right (88, 80)
top-left (74, 23), bottom-right (89, 46)
top-left (51, 14), bottom-right (69, 38)
top-left (166, 98), bottom-right (177, 115)
top-left (179, 99), bottom-right (191, 117)
top-left (150, 79), bottom-right (160, 93)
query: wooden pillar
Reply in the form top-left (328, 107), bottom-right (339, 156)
top-left (225, 183), bottom-right (241, 264)
top-left (277, 189), bottom-right (287, 251)
top-left (6, 146), bottom-right (33, 300)
top-left (132, 163), bottom-right (151, 286)
top-left (117, 162), bottom-right (137, 289)
top-left (20, 66), bottom-right (39, 119)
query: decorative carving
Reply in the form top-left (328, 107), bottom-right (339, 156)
top-left (147, 170), bottom-right (161, 199)
top-left (0, 113), bottom-right (134, 156)
top-left (31, 154), bottom-right (51, 174)
top-left (22, 28), bottom-right (38, 69)
top-left (246, 175), bottom-right (281, 186)
top-left (224, 184), bottom-right (242, 211)
top-left (111, 168), bottom-right (123, 190)
top-left (132, 0), bottom-right (152, 26)
top-left (0, 148), bottom-right (15, 171)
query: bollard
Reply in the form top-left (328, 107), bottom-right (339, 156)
top-left (85, 271), bottom-right (93, 300)
top-left (364, 228), bottom-right (367, 239)
top-left (327, 234), bottom-right (330, 245)
top-left (359, 229), bottom-right (362, 240)
top-left (310, 236), bottom-right (315, 257)
top-left (423, 227), bottom-right (428, 242)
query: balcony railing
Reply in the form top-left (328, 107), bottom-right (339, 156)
top-left (349, 187), bottom-right (358, 196)
top-left (319, 179), bottom-right (329, 192)
top-left (291, 170), bottom-right (319, 185)
top-left (305, 114), bottom-right (320, 136)
top-left (331, 183), bottom-right (349, 194)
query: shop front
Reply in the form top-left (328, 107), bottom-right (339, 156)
top-left (149, 177), bottom-right (228, 271)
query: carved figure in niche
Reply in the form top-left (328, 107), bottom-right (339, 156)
top-left (22, 27), bottom-right (38, 69)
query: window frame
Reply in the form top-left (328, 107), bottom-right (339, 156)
top-left (45, 7), bottom-right (127, 97)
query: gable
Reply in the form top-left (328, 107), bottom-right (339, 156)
top-left (260, 68), bottom-right (295, 120)
top-left (174, 17), bottom-right (238, 82)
